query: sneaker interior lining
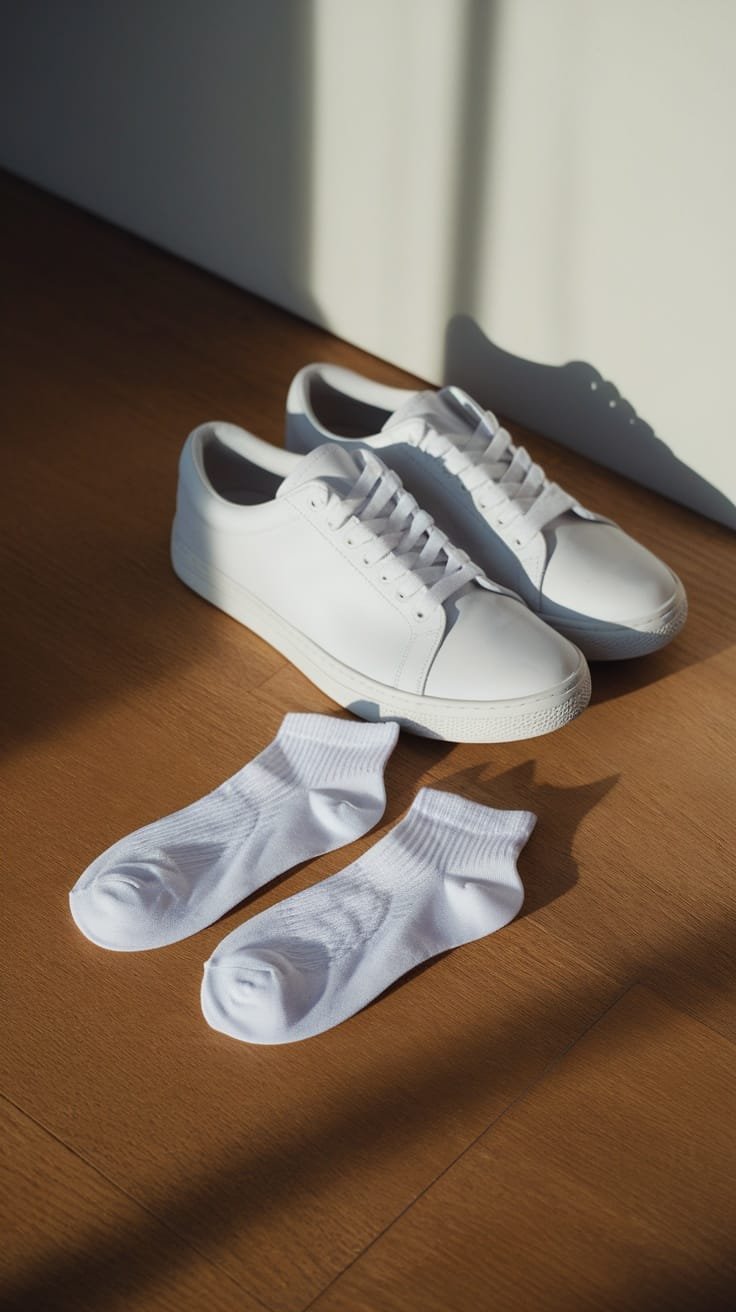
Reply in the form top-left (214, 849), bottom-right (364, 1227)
top-left (310, 375), bottom-right (392, 439)
top-left (204, 435), bottom-right (283, 505)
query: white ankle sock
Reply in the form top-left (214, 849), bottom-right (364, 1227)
top-left (201, 788), bottom-right (536, 1045)
top-left (69, 714), bottom-right (399, 951)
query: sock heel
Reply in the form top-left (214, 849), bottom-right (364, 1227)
top-left (442, 869), bottom-right (524, 939)
top-left (306, 783), bottom-right (385, 846)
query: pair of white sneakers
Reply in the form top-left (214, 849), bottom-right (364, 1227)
top-left (171, 364), bottom-right (687, 743)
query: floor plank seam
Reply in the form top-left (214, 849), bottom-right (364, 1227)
top-left (638, 979), bottom-right (736, 1048)
top-left (0, 1090), bottom-right (271, 1312)
top-left (521, 979), bottom-right (638, 1085)
top-left (298, 980), bottom-right (638, 1311)
top-left (529, 921), bottom-right (736, 1047)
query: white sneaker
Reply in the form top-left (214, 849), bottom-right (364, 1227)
top-left (171, 422), bottom-right (591, 741)
top-left (285, 364), bottom-right (687, 660)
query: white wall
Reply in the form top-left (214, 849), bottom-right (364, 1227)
top-left (1, 0), bottom-right (733, 525)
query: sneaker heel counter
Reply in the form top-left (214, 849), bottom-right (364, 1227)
top-left (285, 407), bottom-right (319, 456)
top-left (171, 430), bottom-right (214, 563)
top-left (284, 363), bottom-right (315, 454)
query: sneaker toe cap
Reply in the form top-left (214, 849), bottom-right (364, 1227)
top-left (425, 591), bottom-right (583, 702)
top-left (542, 522), bottom-right (680, 625)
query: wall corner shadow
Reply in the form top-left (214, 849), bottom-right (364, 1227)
top-left (444, 315), bottom-right (736, 530)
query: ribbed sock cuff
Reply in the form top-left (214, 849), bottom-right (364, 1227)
top-left (410, 786), bottom-right (537, 851)
top-left (276, 713), bottom-right (400, 775)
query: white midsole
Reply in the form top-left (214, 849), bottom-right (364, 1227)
top-left (171, 534), bottom-right (591, 742)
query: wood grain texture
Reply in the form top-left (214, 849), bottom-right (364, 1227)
top-left (1, 170), bottom-right (735, 1312)
top-left (0, 1096), bottom-right (260, 1312)
top-left (310, 987), bottom-right (736, 1312)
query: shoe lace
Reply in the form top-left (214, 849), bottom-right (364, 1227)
top-left (419, 409), bottom-right (575, 540)
top-left (324, 450), bottom-right (482, 605)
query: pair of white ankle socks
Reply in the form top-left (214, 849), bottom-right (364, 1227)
top-left (69, 713), bottom-right (536, 1044)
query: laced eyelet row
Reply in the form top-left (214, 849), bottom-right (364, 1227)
top-left (338, 528), bottom-right (428, 615)
top-left (309, 479), bottom-right (432, 624)
top-left (342, 537), bottom-right (373, 568)
top-left (478, 499), bottom-right (525, 548)
top-left (398, 591), bottom-right (428, 621)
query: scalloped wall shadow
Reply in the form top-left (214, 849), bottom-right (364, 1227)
top-left (444, 315), bottom-right (735, 531)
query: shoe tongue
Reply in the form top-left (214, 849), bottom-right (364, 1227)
top-left (382, 385), bottom-right (485, 437)
top-left (277, 441), bottom-right (366, 499)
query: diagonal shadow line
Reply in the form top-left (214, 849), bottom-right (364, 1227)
top-left (600, 1259), bottom-right (736, 1312)
top-left (301, 980), bottom-right (641, 1312)
top-left (4, 906), bottom-right (734, 1311)
top-left (0, 1084), bottom-right (269, 1312)
top-left (441, 0), bottom-right (736, 537)
top-left (5, 787), bottom-right (734, 1310)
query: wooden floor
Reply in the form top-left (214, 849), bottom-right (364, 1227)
top-left (1, 170), bottom-right (735, 1312)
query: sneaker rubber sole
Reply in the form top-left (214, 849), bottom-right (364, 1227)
top-left (172, 535), bottom-right (591, 742)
